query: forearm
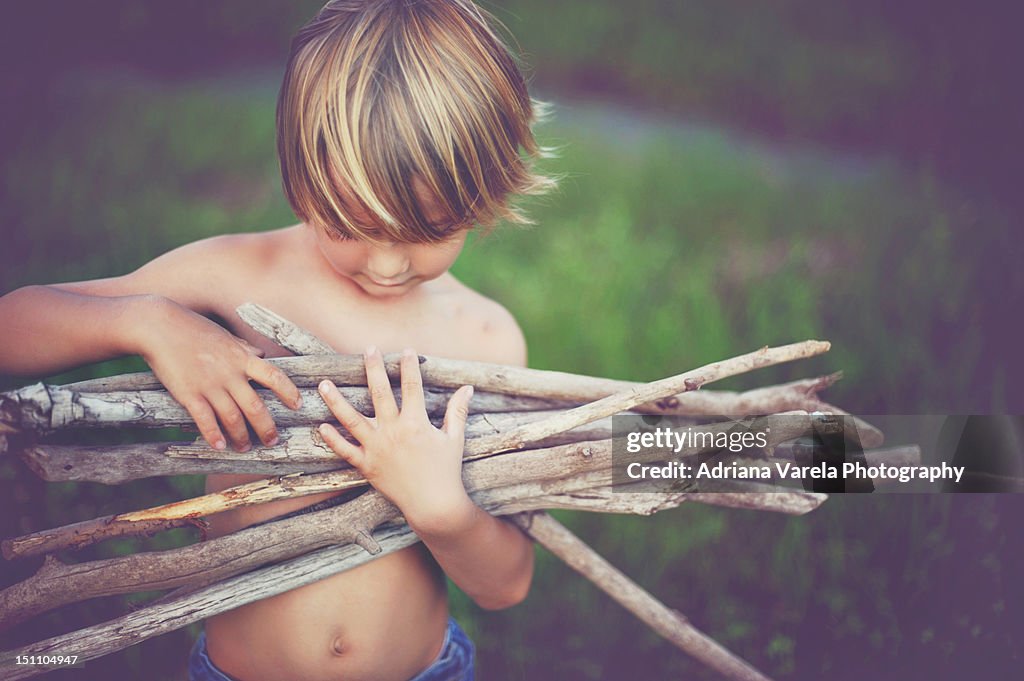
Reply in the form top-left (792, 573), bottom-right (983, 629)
top-left (409, 496), bottom-right (535, 610)
top-left (0, 285), bottom-right (156, 375)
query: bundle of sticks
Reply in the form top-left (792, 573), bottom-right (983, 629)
top-left (0, 304), bottom-right (908, 681)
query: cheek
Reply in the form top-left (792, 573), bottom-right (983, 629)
top-left (316, 240), bottom-right (365, 275)
top-left (414, 240), bottom-right (465, 276)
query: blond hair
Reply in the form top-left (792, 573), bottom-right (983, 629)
top-left (276, 0), bottom-right (555, 243)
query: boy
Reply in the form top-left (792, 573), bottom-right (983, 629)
top-left (0, 1), bottom-right (555, 679)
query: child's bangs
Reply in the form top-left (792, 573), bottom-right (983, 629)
top-left (278, 0), bottom-right (557, 244)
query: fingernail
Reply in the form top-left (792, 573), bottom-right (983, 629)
top-left (267, 434), bottom-right (280, 447)
top-left (465, 385), bottom-right (474, 397)
top-left (319, 380), bottom-right (332, 394)
top-left (214, 439), bottom-right (227, 451)
top-left (364, 345), bottom-right (376, 359)
top-left (294, 395), bottom-right (304, 409)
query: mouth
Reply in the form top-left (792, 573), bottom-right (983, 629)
top-left (365, 277), bottom-right (411, 288)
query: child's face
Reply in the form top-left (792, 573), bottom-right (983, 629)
top-left (308, 178), bottom-right (470, 297)
top-left (311, 224), bottom-right (468, 298)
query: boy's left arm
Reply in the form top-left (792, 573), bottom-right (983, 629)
top-left (317, 329), bottom-right (534, 611)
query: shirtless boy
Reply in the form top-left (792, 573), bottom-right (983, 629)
top-left (0, 1), bottom-right (555, 678)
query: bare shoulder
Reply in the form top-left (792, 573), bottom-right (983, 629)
top-left (143, 227), bottom-right (291, 275)
top-left (113, 226), bottom-right (296, 312)
top-left (440, 277), bottom-right (528, 368)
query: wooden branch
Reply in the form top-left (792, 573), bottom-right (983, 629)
top-left (0, 524), bottom-right (422, 680)
top-left (235, 302), bottom-right (335, 354)
top-left (464, 340), bottom-right (831, 459)
top-left (512, 512), bottom-right (772, 681)
top-left (4, 412), bottom-right (833, 559)
top-left (0, 383), bottom-right (564, 432)
top-left (771, 444), bottom-right (922, 468)
top-left (805, 400), bottom-right (884, 448)
top-left (59, 354), bottom-right (839, 417)
top-left (0, 473), bottom-right (821, 679)
top-left (18, 410), bottom-right (625, 484)
top-left (0, 426), bottom-right (828, 627)
top-left (471, 468), bottom-right (825, 517)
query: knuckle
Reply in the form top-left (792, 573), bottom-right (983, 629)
top-left (244, 394), bottom-right (266, 414)
top-left (370, 386), bottom-right (392, 402)
top-left (221, 410), bottom-right (244, 429)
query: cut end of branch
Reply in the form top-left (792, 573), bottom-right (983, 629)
top-left (354, 530), bottom-right (381, 555)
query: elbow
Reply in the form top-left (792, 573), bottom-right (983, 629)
top-left (474, 555), bottom-right (534, 611)
top-left (474, 582), bottom-right (529, 611)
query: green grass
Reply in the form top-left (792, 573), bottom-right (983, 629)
top-left (0, 71), bottom-right (1016, 679)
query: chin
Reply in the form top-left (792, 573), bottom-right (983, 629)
top-left (358, 279), bottom-right (419, 297)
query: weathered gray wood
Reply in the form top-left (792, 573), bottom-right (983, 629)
top-left (61, 354), bottom-right (840, 418)
top-left (0, 476), bottom-right (822, 679)
top-left (16, 411), bottom-right (630, 484)
top-left (236, 302), bottom-right (335, 355)
top-left (0, 422), bottom-right (831, 627)
top-left (6, 412), bottom-right (835, 558)
top-left (513, 512), bottom-right (773, 681)
top-left (463, 341), bottom-right (832, 459)
top-left (0, 383), bottom-right (567, 432)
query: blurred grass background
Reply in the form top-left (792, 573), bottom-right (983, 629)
top-left (0, 1), bottom-right (1021, 679)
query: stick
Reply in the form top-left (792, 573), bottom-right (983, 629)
top-left (0, 477), bottom-right (821, 679)
top-left (0, 429), bottom-right (827, 626)
top-left (0, 383), bottom-right (564, 432)
top-left (4, 412), bottom-right (830, 559)
top-left (235, 302), bottom-right (335, 355)
top-left (61, 359), bottom-right (839, 421)
top-left (17, 410), bottom-right (626, 484)
top-left (512, 512), bottom-right (773, 681)
top-left (463, 340), bottom-right (831, 457)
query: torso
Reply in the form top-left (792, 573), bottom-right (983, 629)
top-left (199, 225), bottom-right (501, 681)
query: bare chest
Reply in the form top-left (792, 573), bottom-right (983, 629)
top-left (215, 264), bottom-right (479, 361)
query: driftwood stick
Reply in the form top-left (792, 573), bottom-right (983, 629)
top-left (58, 354), bottom-right (840, 417)
top-left (512, 512), bottom-right (772, 681)
top-left (4, 412), bottom-right (834, 559)
top-left (17, 410), bottom-right (625, 484)
top-left (0, 426), bottom-right (828, 625)
top-left (464, 341), bottom-right (831, 458)
top-left (0, 523), bottom-right (422, 680)
top-left (0, 474), bottom-right (822, 679)
top-left (236, 302), bottom-right (335, 355)
top-left (805, 400), bottom-right (884, 448)
top-left (472, 468), bottom-right (825, 517)
top-left (0, 383), bottom-right (564, 432)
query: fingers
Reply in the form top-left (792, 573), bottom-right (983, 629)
top-left (246, 356), bottom-right (303, 411)
top-left (363, 346), bottom-right (399, 421)
top-left (317, 423), bottom-right (365, 469)
top-left (319, 380), bottom-right (374, 444)
top-left (399, 348), bottom-right (426, 416)
top-left (237, 338), bottom-right (266, 358)
top-left (229, 382), bottom-right (279, 447)
top-left (441, 385), bottom-right (474, 437)
top-left (184, 397), bottom-right (227, 451)
top-left (207, 390), bottom-right (252, 452)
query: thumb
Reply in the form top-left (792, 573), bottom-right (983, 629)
top-left (442, 385), bottom-right (474, 437)
top-left (237, 337), bottom-right (266, 358)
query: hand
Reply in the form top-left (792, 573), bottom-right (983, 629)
top-left (316, 346), bottom-right (476, 532)
top-left (137, 297), bottom-right (303, 451)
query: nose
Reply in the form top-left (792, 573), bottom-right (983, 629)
top-left (365, 242), bottom-right (410, 280)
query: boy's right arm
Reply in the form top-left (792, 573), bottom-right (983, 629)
top-left (0, 236), bottom-right (302, 451)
